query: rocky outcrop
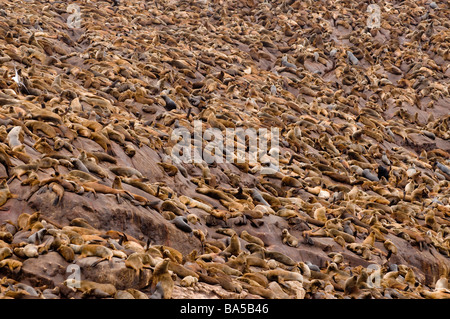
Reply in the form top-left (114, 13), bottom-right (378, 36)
top-left (0, 0), bottom-right (449, 299)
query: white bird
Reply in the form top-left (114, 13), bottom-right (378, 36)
top-left (270, 84), bottom-right (277, 95)
top-left (406, 164), bottom-right (418, 178)
top-left (346, 50), bottom-right (359, 65)
top-left (12, 65), bottom-right (21, 86)
top-left (11, 64), bottom-right (28, 94)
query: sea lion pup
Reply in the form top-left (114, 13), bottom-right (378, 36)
top-left (115, 290), bottom-right (135, 299)
top-left (0, 259), bottom-right (22, 271)
top-left (64, 279), bottom-right (117, 298)
top-left (240, 230), bottom-right (265, 247)
top-left (281, 229), bottom-right (299, 247)
top-left (126, 288), bottom-right (149, 299)
top-left (123, 143), bottom-right (136, 157)
top-left (313, 206), bottom-right (327, 223)
top-left (54, 137), bottom-right (73, 152)
top-left (109, 166), bottom-right (144, 179)
top-left (180, 275), bottom-right (198, 287)
top-left (78, 244), bottom-right (114, 266)
top-left (0, 247), bottom-right (12, 261)
top-left (187, 213), bottom-right (201, 225)
top-left (150, 258), bottom-right (173, 299)
top-left (0, 179), bottom-right (17, 208)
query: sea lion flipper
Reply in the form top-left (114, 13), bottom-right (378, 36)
top-left (91, 257), bottom-right (107, 267)
top-left (116, 194), bottom-right (123, 204)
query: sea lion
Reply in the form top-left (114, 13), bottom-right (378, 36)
top-left (384, 239), bottom-right (398, 260)
top-left (240, 230), bottom-right (265, 247)
top-left (78, 244), bottom-right (114, 266)
top-left (6, 126), bottom-right (23, 150)
top-left (89, 151), bottom-right (117, 164)
top-left (57, 245), bottom-right (75, 262)
top-left (109, 166), bottom-right (144, 179)
top-left (180, 275), bottom-right (198, 287)
top-left (90, 131), bottom-right (115, 156)
top-left (0, 259), bottom-right (22, 271)
top-left (150, 258), bottom-right (173, 299)
top-left (281, 229), bottom-right (299, 247)
top-left (161, 95), bottom-right (177, 111)
top-left (222, 233), bottom-right (241, 257)
top-left (81, 181), bottom-right (134, 204)
top-left (64, 279), bottom-right (117, 298)
top-left (49, 182), bottom-right (64, 206)
top-left (0, 247), bottom-right (12, 261)
top-left (0, 179), bottom-right (17, 207)
top-left (172, 216), bottom-right (192, 233)
top-left (125, 252), bottom-right (152, 275)
top-left (7, 163), bottom-right (40, 184)
top-left (264, 249), bottom-right (297, 266)
top-left (25, 120), bottom-right (57, 138)
top-left (0, 146), bottom-right (13, 176)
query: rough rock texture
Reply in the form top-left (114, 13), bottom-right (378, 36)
top-left (0, 0), bottom-right (449, 299)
